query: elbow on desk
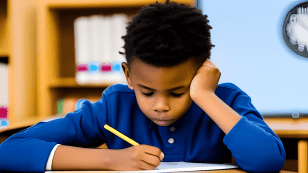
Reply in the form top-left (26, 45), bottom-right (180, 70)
top-left (238, 148), bottom-right (285, 172)
top-left (0, 135), bottom-right (54, 172)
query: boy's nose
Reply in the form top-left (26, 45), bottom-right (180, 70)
top-left (153, 97), bottom-right (170, 112)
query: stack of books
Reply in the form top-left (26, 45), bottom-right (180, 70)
top-left (74, 14), bottom-right (128, 84)
top-left (0, 63), bottom-right (8, 128)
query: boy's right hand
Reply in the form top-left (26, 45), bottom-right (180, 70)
top-left (107, 144), bottom-right (164, 171)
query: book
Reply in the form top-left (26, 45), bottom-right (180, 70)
top-left (74, 14), bottom-right (128, 85)
top-left (74, 16), bottom-right (91, 84)
top-left (0, 63), bottom-right (8, 128)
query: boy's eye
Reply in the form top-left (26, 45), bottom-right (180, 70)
top-left (171, 92), bottom-right (184, 98)
top-left (141, 92), bottom-right (154, 97)
top-left (141, 92), bottom-right (184, 97)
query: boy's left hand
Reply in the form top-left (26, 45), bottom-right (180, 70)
top-left (190, 59), bottom-right (221, 101)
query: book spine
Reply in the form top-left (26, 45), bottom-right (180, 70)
top-left (89, 15), bottom-right (103, 83)
top-left (110, 14), bottom-right (128, 84)
top-left (0, 63), bottom-right (9, 128)
top-left (74, 17), bottom-right (90, 84)
top-left (74, 14), bottom-right (129, 84)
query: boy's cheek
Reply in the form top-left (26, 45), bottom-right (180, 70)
top-left (135, 93), bottom-right (150, 107)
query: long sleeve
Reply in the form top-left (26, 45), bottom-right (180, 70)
top-left (220, 85), bottom-right (285, 172)
top-left (45, 144), bottom-right (61, 170)
top-left (0, 83), bottom-right (286, 172)
top-left (0, 97), bottom-right (108, 172)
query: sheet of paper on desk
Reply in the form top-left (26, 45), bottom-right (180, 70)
top-left (137, 162), bottom-right (238, 172)
top-left (46, 162), bottom-right (238, 173)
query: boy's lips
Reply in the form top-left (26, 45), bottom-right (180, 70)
top-left (151, 118), bottom-right (174, 126)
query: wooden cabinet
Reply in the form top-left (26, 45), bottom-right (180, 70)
top-left (37, 0), bottom-right (195, 118)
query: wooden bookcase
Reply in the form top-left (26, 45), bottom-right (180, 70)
top-left (37, 0), bottom-right (195, 119)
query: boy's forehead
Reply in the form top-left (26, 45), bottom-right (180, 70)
top-left (129, 58), bottom-right (197, 89)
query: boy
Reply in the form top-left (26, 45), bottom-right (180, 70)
top-left (0, 0), bottom-right (285, 172)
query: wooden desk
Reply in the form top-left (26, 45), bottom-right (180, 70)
top-left (189, 171), bottom-right (293, 173)
top-left (46, 170), bottom-right (295, 173)
top-left (0, 118), bottom-right (303, 173)
top-left (265, 118), bottom-right (308, 173)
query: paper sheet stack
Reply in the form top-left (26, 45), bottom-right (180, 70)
top-left (74, 14), bottom-right (128, 84)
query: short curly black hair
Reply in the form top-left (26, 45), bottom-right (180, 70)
top-left (120, 0), bottom-right (214, 68)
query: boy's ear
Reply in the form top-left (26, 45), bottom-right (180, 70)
top-left (121, 62), bottom-right (134, 90)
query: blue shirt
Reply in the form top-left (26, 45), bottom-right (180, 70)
top-left (0, 83), bottom-right (285, 172)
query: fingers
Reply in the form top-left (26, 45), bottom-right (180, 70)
top-left (113, 145), bottom-right (164, 171)
top-left (119, 144), bottom-right (164, 170)
top-left (138, 145), bottom-right (164, 169)
top-left (160, 152), bottom-right (165, 161)
top-left (202, 59), bottom-right (217, 68)
top-left (139, 155), bottom-right (161, 170)
top-left (144, 146), bottom-right (164, 161)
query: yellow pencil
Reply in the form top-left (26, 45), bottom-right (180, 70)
top-left (104, 124), bottom-right (139, 146)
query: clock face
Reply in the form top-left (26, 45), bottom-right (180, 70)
top-left (283, 2), bottom-right (308, 58)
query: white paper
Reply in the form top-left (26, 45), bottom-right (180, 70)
top-left (46, 162), bottom-right (238, 173)
top-left (126, 162), bottom-right (238, 172)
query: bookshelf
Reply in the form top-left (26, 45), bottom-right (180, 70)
top-left (37, 0), bottom-right (195, 119)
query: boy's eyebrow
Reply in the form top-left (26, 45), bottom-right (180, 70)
top-left (137, 84), bottom-right (186, 91)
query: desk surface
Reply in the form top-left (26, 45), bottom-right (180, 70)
top-left (46, 170), bottom-right (295, 173)
top-left (265, 118), bottom-right (308, 138)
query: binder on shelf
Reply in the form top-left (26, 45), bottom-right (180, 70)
top-left (110, 14), bottom-right (128, 82)
top-left (0, 63), bottom-right (8, 128)
top-left (74, 14), bottom-right (128, 85)
top-left (74, 16), bottom-right (91, 84)
top-left (89, 15), bottom-right (104, 82)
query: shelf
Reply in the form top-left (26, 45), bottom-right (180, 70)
top-left (0, 115), bottom-right (64, 134)
top-left (44, 0), bottom-right (193, 9)
top-left (49, 78), bottom-right (115, 88)
top-left (0, 116), bottom-right (44, 133)
top-left (0, 49), bottom-right (9, 57)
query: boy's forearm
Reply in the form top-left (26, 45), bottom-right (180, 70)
top-left (193, 91), bottom-right (241, 134)
top-left (52, 145), bottom-right (112, 170)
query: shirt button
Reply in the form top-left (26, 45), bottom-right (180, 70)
top-left (168, 138), bottom-right (174, 144)
top-left (170, 127), bottom-right (176, 131)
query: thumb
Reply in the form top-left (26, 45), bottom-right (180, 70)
top-left (159, 152), bottom-right (165, 161)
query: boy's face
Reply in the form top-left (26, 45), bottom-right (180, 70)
top-left (122, 58), bottom-right (198, 126)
